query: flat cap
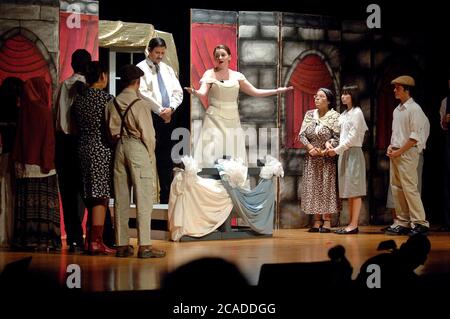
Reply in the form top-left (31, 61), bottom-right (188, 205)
top-left (119, 64), bottom-right (144, 83)
top-left (391, 75), bottom-right (415, 87)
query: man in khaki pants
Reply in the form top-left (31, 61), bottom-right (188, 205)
top-left (105, 64), bottom-right (165, 258)
top-left (385, 75), bottom-right (430, 236)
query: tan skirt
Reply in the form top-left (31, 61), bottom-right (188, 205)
top-left (338, 147), bottom-right (366, 198)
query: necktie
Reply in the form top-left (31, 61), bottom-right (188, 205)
top-left (155, 63), bottom-right (170, 108)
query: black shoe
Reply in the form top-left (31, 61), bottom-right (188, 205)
top-left (308, 227), bottom-right (320, 233)
top-left (409, 224), bottom-right (429, 236)
top-left (319, 227), bottom-right (331, 233)
top-left (335, 227), bottom-right (359, 234)
top-left (385, 225), bottom-right (411, 235)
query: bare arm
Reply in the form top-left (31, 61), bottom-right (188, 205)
top-left (184, 69), bottom-right (213, 98)
top-left (387, 138), bottom-right (417, 158)
top-left (239, 79), bottom-right (293, 97)
top-left (184, 80), bottom-right (210, 98)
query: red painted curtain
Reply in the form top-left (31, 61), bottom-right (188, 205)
top-left (0, 35), bottom-right (51, 84)
top-left (286, 54), bottom-right (333, 148)
top-left (58, 11), bottom-right (98, 238)
top-left (0, 34), bottom-right (52, 103)
top-left (59, 12), bottom-right (98, 82)
top-left (191, 23), bottom-right (237, 108)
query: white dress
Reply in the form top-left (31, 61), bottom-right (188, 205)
top-left (168, 166), bottom-right (233, 241)
top-left (194, 72), bottom-right (247, 167)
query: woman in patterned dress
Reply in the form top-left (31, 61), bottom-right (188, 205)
top-left (72, 61), bottom-right (115, 254)
top-left (299, 88), bottom-right (340, 233)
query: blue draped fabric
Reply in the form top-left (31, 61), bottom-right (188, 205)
top-left (217, 167), bottom-right (274, 235)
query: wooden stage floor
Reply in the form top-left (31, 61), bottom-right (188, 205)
top-left (1, 226), bottom-right (450, 292)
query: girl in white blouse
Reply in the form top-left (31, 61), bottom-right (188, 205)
top-left (327, 85), bottom-right (368, 234)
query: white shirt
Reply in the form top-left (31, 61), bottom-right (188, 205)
top-left (334, 107), bottom-right (368, 155)
top-left (137, 58), bottom-right (183, 115)
top-left (391, 98), bottom-right (429, 153)
top-left (422, 114), bottom-right (430, 151)
top-left (440, 97), bottom-right (448, 130)
top-left (55, 73), bottom-right (85, 134)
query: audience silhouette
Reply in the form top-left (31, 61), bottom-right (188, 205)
top-left (355, 234), bottom-right (431, 289)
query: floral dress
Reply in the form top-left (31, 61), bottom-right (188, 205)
top-left (72, 88), bottom-right (114, 199)
top-left (299, 109), bottom-right (340, 215)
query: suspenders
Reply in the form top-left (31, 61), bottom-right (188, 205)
top-left (112, 98), bottom-right (140, 139)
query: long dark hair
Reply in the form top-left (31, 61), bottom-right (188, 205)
top-left (341, 84), bottom-right (360, 109)
top-left (85, 61), bottom-right (108, 86)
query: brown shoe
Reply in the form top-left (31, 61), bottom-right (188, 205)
top-left (138, 245), bottom-right (166, 258)
top-left (116, 245), bottom-right (134, 257)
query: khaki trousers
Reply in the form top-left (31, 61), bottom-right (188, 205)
top-left (114, 137), bottom-right (154, 246)
top-left (390, 147), bottom-right (429, 228)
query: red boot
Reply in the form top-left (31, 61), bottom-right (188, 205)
top-left (88, 225), bottom-right (116, 255)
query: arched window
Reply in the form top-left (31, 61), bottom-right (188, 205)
top-left (0, 34), bottom-right (52, 104)
top-left (285, 54), bottom-right (333, 148)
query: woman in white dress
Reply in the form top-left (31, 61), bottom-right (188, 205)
top-left (327, 85), bottom-right (368, 234)
top-left (185, 44), bottom-right (292, 167)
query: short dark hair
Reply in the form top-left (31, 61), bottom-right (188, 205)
top-left (213, 44), bottom-right (231, 56)
top-left (318, 87), bottom-right (335, 109)
top-left (341, 84), bottom-right (360, 107)
top-left (71, 49), bottom-right (92, 74)
top-left (148, 37), bottom-right (167, 51)
top-left (402, 85), bottom-right (414, 95)
top-left (85, 61), bottom-right (108, 86)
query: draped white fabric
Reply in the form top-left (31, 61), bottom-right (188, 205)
top-left (259, 155), bottom-right (284, 179)
top-left (168, 157), bottom-right (233, 241)
top-left (168, 156), bottom-right (284, 241)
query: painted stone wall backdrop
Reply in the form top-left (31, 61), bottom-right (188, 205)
top-left (238, 11), bottom-right (280, 165)
top-left (0, 0), bottom-right (59, 90)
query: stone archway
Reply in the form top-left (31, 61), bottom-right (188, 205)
top-left (0, 27), bottom-right (57, 94)
top-left (284, 53), bottom-right (334, 149)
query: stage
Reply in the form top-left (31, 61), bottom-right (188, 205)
top-left (1, 227), bottom-right (450, 292)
